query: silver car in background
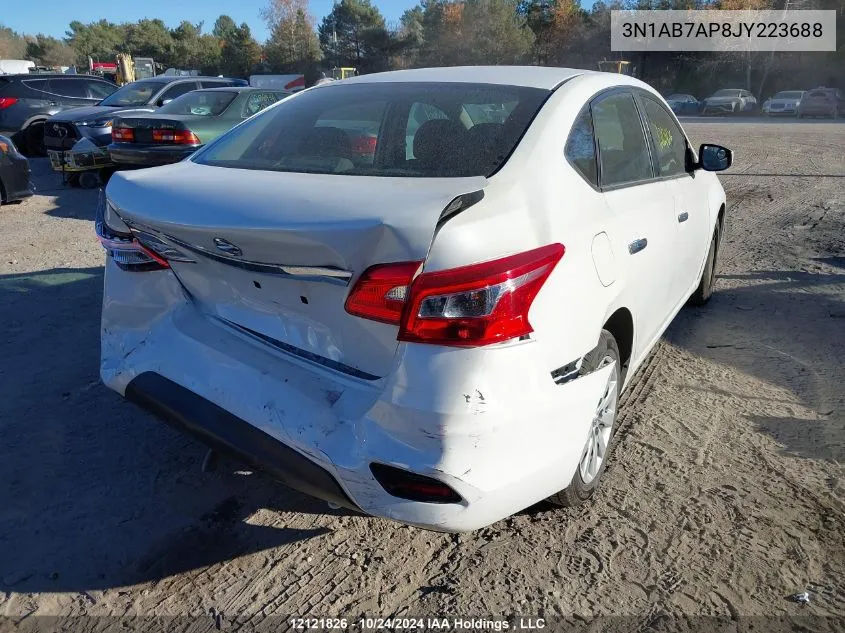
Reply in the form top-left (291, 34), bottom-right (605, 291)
top-left (701, 89), bottom-right (757, 115)
top-left (762, 91), bottom-right (805, 116)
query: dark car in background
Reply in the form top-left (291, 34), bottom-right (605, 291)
top-left (43, 76), bottom-right (247, 155)
top-left (0, 74), bottom-right (118, 155)
top-left (0, 135), bottom-right (33, 205)
top-left (109, 87), bottom-right (290, 167)
top-left (665, 94), bottom-right (700, 115)
top-left (797, 87), bottom-right (843, 118)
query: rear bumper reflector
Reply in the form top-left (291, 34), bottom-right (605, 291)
top-left (370, 463), bottom-right (463, 504)
top-left (124, 372), bottom-right (359, 511)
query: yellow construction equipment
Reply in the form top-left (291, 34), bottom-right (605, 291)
top-left (331, 67), bottom-right (358, 81)
top-left (597, 60), bottom-right (635, 75)
top-left (115, 53), bottom-right (136, 86)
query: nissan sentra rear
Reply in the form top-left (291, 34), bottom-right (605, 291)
top-left (99, 66), bottom-right (729, 531)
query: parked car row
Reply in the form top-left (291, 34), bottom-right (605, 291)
top-left (108, 86), bottom-right (289, 167)
top-left (664, 86), bottom-right (843, 118)
top-left (0, 72), bottom-right (289, 165)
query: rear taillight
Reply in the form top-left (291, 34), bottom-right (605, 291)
top-left (370, 463), bottom-right (462, 504)
top-left (95, 194), bottom-right (180, 272)
top-left (346, 244), bottom-right (565, 347)
top-left (152, 129), bottom-right (200, 145)
top-left (111, 127), bottom-right (134, 142)
top-left (345, 261), bottom-right (422, 324)
top-left (351, 135), bottom-right (377, 155)
top-left (0, 97), bottom-right (18, 110)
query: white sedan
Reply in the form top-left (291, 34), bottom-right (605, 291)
top-left (97, 66), bottom-right (731, 532)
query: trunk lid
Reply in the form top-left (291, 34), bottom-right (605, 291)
top-left (106, 161), bottom-right (487, 378)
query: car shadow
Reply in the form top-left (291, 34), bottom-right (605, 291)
top-left (664, 269), bottom-right (845, 463)
top-left (0, 267), bottom-right (347, 594)
top-left (26, 157), bottom-right (106, 220)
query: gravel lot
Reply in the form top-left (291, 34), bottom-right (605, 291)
top-left (1, 120), bottom-right (844, 629)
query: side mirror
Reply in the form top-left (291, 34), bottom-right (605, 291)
top-left (698, 143), bottom-right (732, 172)
top-left (158, 98), bottom-right (172, 107)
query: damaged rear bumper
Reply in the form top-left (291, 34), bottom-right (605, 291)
top-left (125, 371), bottom-right (358, 511)
top-left (101, 260), bottom-right (610, 532)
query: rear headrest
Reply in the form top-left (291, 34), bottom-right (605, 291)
top-left (300, 126), bottom-right (352, 158)
top-left (413, 119), bottom-right (467, 169)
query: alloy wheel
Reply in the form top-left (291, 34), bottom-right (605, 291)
top-left (578, 356), bottom-right (618, 485)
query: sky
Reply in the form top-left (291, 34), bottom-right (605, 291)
top-left (1, 0), bottom-right (420, 43)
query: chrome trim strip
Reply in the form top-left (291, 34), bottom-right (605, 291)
top-left (122, 219), bottom-right (354, 286)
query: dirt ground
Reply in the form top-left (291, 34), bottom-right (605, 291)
top-left (1, 119), bottom-right (844, 630)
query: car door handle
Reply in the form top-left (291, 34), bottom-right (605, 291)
top-left (628, 238), bottom-right (648, 254)
top-left (678, 211), bottom-right (689, 223)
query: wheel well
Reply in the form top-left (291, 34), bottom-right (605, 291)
top-left (603, 308), bottom-right (633, 370)
top-left (0, 177), bottom-right (6, 203)
top-left (25, 117), bottom-right (48, 128)
top-left (717, 203), bottom-right (725, 233)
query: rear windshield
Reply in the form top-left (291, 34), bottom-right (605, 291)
top-left (99, 81), bottom-right (167, 107)
top-left (159, 90), bottom-right (237, 116)
top-left (193, 82), bottom-right (550, 178)
top-left (712, 90), bottom-right (741, 97)
top-left (775, 92), bottom-right (803, 99)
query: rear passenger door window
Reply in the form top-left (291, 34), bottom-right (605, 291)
top-left (159, 82), bottom-right (198, 105)
top-left (565, 108), bottom-right (598, 187)
top-left (243, 92), bottom-right (282, 118)
top-left (86, 80), bottom-right (117, 100)
top-left (22, 79), bottom-right (52, 94)
top-left (591, 92), bottom-right (653, 188)
top-left (638, 95), bottom-right (688, 178)
top-left (49, 79), bottom-right (89, 99)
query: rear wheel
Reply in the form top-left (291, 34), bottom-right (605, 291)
top-left (548, 330), bottom-right (621, 507)
top-left (25, 122), bottom-right (46, 156)
top-left (78, 171), bottom-right (100, 189)
top-left (689, 226), bottom-right (719, 306)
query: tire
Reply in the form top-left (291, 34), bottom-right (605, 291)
top-left (78, 171), bottom-right (100, 189)
top-left (547, 330), bottom-right (622, 508)
top-left (25, 122), bottom-right (46, 157)
top-left (689, 226), bottom-right (719, 306)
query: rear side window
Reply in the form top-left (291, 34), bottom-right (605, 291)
top-left (158, 90), bottom-right (237, 116)
top-left (86, 80), bottom-right (117, 99)
top-left (242, 92), bottom-right (284, 117)
top-left (565, 109), bottom-right (597, 187)
top-left (159, 82), bottom-right (198, 104)
top-left (193, 82), bottom-right (550, 178)
top-left (639, 95), bottom-right (687, 178)
top-left (591, 92), bottom-right (653, 187)
top-left (48, 79), bottom-right (89, 98)
top-left (22, 79), bottom-right (51, 93)
top-left (201, 80), bottom-right (242, 89)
